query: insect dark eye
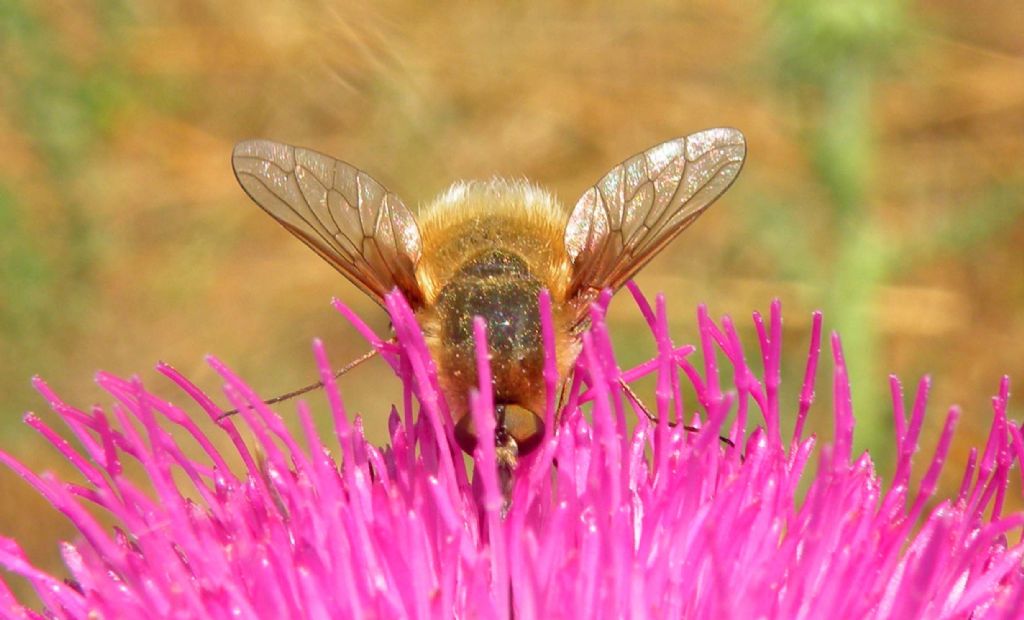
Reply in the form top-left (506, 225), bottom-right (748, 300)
top-left (501, 405), bottom-right (545, 456)
top-left (452, 405), bottom-right (545, 456)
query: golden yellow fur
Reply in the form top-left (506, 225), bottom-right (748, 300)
top-left (414, 180), bottom-right (572, 304)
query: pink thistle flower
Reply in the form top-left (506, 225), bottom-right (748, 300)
top-left (1, 290), bottom-right (1022, 618)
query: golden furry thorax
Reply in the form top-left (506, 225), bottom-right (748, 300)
top-left (413, 179), bottom-right (573, 305)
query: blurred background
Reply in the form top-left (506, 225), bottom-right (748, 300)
top-left (2, 0), bottom-right (1022, 597)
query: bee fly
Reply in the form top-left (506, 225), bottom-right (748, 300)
top-left (231, 128), bottom-right (746, 472)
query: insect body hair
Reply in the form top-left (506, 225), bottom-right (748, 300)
top-left (414, 179), bottom-right (572, 305)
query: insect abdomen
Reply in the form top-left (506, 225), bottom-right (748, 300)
top-left (434, 250), bottom-right (545, 407)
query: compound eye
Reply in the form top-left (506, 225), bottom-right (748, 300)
top-left (454, 413), bottom-right (479, 455)
top-left (501, 405), bottom-right (545, 456)
top-left (452, 405), bottom-right (546, 457)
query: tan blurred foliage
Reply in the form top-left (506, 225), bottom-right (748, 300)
top-left (1, 0), bottom-right (1022, 596)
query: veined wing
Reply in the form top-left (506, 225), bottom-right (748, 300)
top-left (564, 128), bottom-right (746, 310)
top-left (232, 140), bottom-right (423, 307)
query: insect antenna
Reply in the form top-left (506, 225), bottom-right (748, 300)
top-left (617, 378), bottom-right (735, 448)
top-left (216, 347), bottom-right (380, 421)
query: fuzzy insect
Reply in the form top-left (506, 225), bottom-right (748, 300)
top-left (231, 128), bottom-right (746, 468)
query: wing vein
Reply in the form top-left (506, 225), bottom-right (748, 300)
top-left (232, 139), bottom-right (424, 308)
top-left (563, 129), bottom-right (746, 304)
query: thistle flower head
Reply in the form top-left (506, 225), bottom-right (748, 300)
top-left (1, 290), bottom-right (1022, 618)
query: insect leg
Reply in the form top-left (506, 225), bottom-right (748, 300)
top-left (217, 346), bottom-right (382, 420)
top-left (617, 378), bottom-right (735, 448)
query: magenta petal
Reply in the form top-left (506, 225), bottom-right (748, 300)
top-left (1, 295), bottom-right (1022, 618)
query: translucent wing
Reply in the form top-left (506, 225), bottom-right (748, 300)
top-left (232, 139), bottom-right (423, 307)
top-left (564, 128), bottom-right (746, 306)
